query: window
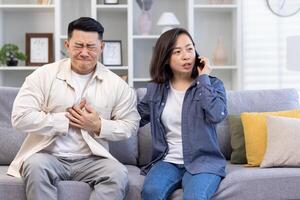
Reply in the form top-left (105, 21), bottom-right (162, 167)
top-left (242, 0), bottom-right (300, 91)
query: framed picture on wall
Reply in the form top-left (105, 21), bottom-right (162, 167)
top-left (102, 40), bottom-right (122, 66)
top-left (26, 33), bottom-right (54, 66)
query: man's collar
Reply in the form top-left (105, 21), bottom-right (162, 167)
top-left (93, 62), bottom-right (107, 81)
top-left (56, 58), bottom-right (107, 81)
top-left (56, 59), bottom-right (72, 81)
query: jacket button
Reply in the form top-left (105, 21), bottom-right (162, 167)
top-left (161, 102), bottom-right (165, 106)
top-left (221, 112), bottom-right (225, 115)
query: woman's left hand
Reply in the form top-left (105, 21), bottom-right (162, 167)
top-left (197, 56), bottom-right (212, 76)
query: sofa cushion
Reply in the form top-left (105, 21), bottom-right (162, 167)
top-left (109, 136), bottom-right (138, 165)
top-left (261, 116), bottom-right (300, 167)
top-left (213, 163), bottom-right (300, 200)
top-left (241, 109), bottom-right (300, 166)
top-left (137, 124), bottom-right (152, 167)
top-left (0, 165), bottom-right (143, 200)
top-left (218, 88), bottom-right (300, 160)
top-left (0, 166), bottom-right (25, 200)
top-left (228, 115), bottom-right (247, 164)
top-left (125, 165), bottom-right (145, 200)
top-left (0, 87), bottom-right (26, 165)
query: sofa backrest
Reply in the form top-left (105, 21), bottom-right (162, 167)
top-left (219, 88), bottom-right (299, 159)
top-left (1, 87), bottom-right (299, 166)
top-left (0, 86), bottom-right (138, 166)
top-left (136, 88), bottom-right (300, 165)
top-left (0, 87), bottom-right (26, 165)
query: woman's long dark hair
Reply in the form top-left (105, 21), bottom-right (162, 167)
top-left (150, 28), bottom-right (196, 83)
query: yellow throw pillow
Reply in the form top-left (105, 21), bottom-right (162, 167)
top-left (241, 109), bottom-right (300, 167)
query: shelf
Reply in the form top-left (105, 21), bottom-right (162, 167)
top-left (194, 4), bottom-right (237, 12)
top-left (212, 65), bottom-right (238, 69)
top-left (96, 4), bottom-right (127, 11)
top-left (60, 35), bottom-right (67, 39)
top-left (106, 66), bottom-right (128, 70)
top-left (0, 66), bottom-right (128, 71)
top-left (0, 4), bottom-right (54, 11)
top-left (133, 35), bottom-right (160, 39)
top-left (133, 78), bottom-right (151, 82)
top-left (0, 66), bottom-right (38, 70)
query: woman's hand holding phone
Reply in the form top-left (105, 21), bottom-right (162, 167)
top-left (197, 56), bottom-right (212, 76)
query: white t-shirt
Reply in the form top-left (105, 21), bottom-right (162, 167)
top-left (162, 85), bottom-right (185, 164)
top-left (44, 70), bottom-right (93, 158)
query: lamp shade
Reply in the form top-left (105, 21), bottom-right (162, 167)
top-left (287, 35), bottom-right (300, 71)
top-left (157, 12), bottom-right (180, 33)
top-left (157, 12), bottom-right (180, 26)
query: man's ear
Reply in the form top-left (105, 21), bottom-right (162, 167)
top-left (100, 41), bottom-right (105, 51)
top-left (64, 40), bottom-right (70, 49)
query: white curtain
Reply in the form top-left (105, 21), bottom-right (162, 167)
top-left (242, 0), bottom-right (300, 90)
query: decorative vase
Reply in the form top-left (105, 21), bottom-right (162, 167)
top-left (212, 37), bottom-right (227, 66)
top-left (137, 10), bottom-right (152, 35)
top-left (37, 0), bottom-right (49, 5)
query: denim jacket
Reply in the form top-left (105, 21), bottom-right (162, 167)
top-left (138, 74), bottom-right (227, 177)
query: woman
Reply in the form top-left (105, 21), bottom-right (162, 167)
top-left (138, 28), bottom-right (227, 200)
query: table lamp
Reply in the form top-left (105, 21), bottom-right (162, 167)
top-left (157, 12), bottom-right (180, 34)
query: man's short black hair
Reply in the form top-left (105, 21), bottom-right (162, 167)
top-left (68, 17), bottom-right (104, 40)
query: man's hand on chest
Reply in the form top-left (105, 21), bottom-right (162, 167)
top-left (66, 99), bottom-right (101, 136)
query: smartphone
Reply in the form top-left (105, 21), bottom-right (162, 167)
top-left (191, 51), bottom-right (204, 78)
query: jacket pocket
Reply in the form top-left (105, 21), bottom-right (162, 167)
top-left (192, 95), bottom-right (205, 119)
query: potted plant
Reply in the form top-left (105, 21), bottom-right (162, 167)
top-left (0, 43), bottom-right (26, 66)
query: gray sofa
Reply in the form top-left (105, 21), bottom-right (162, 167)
top-left (1, 86), bottom-right (300, 200)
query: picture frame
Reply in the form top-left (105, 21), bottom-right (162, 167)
top-left (104, 0), bottom-right (119, 4)
top-left (102, 40), bottom-right (122, 66)
top-left (26, 33), bottom-right (54, 66)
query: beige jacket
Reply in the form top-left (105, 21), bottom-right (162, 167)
top-left (7, 58), bottom-right (140, 177)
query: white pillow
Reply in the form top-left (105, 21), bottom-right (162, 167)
top-left (260, 115), bottom-right (300, 168)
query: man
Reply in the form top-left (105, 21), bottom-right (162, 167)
top-left (7, 17), bottom-right (140, 200)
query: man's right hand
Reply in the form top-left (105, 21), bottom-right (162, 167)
top-left (65, 99), bottom-right (86, 127)
top-left (66, 99), bottom-right (102, 135)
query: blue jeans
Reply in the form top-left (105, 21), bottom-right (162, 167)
top-left (142, 161), bottom-right (221, 200)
